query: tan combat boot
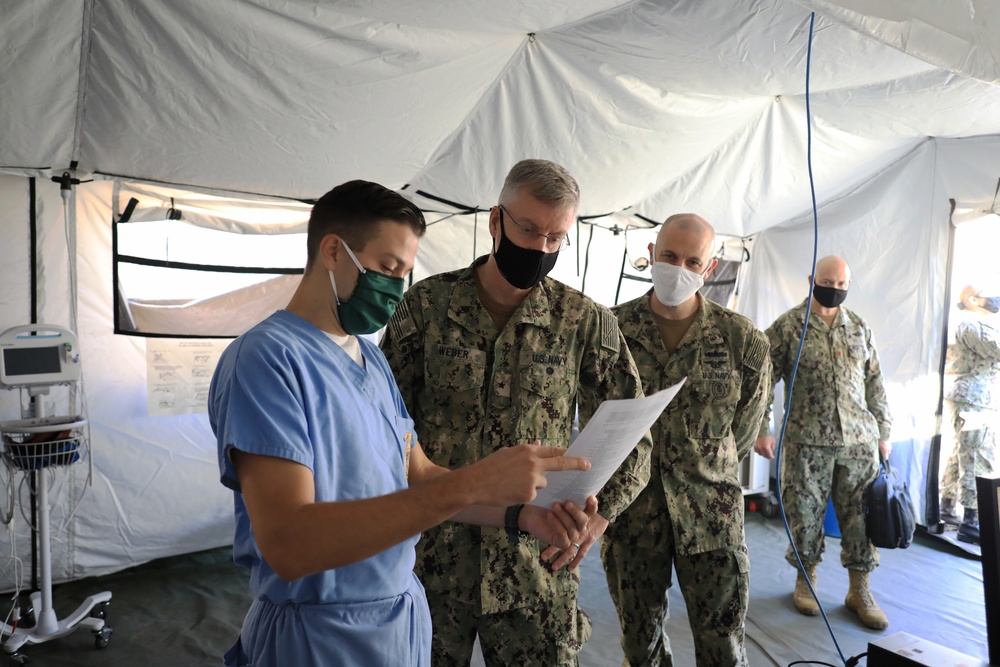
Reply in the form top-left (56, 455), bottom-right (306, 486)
top-left (845, 570), bottom-right (888, 630)
top-left (792, 566), bottom-right (820, 616)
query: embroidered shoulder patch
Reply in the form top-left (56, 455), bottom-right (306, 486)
top-left (388, 298), bottom-right (418, 343)
top-left (600, 309), bottom-right (620, 354)
top-left (744, 330), bottom-right (768, 373)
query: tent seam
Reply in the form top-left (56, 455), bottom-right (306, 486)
top-left (405, 2), bottom-right (646, 190)
top-left (70, 0), bottom-right (96, 165)
top-left (537, 0), bottom-right (646, 35)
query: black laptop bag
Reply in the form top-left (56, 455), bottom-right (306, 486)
top-left (865, 457), bottom-right (916, 549)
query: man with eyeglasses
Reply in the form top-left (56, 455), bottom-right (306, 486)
top-left (381, 159), bottom-right (652, 666)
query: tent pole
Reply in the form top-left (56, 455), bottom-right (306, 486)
top-left (614, 245), bottom-right (628, 306)
top-left (27, 177), bottom-right (40, 597)
top-left (925, 200), bottom-right (958, 527)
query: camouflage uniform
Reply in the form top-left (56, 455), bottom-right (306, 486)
top-left (381, 256), bottom-right (652, 667)
top-left (602, 293), bottom-right (771, 667)
top-left (942, 320), bottom-right (1000, 508)
top-left (760, 299), bottom-right (891, 572)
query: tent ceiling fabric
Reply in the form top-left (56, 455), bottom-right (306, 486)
top-left (798, 0), bottom-right (1000, 86)
top-left (3, 0), bottom-right (1000, 237)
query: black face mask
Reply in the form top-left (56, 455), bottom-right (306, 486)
top-left (813, 284), bottom-right (848, 308)
top-left (493, 209), bottom-right (559, 289)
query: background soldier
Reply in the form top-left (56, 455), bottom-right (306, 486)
top-left (754, 255), bottom-right (892, 630)
top-left (957, 284), bottom-right (1000, 315)
top-left (942, 286), bottom-right (1000, 545)
top-left (602, 214), bottom-right (770, 667)
top-left (381, 159), bottom-right (652, 666)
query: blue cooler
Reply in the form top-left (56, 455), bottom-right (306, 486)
top-left (823, 497), bottom-right (840, 538)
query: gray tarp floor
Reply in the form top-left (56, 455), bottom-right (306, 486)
top-left (5, 512), bottom-right (987, 666)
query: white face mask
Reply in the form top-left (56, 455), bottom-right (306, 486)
top-left (651, 261), bottom-right (705, 307)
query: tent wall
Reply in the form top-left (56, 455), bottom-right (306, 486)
top-left (1, 175), bottom-right (91, 584)
top-left (0, 177), bottom-right (233, 587)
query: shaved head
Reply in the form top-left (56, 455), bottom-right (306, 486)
top-left (654, 214), bottom-right (716, 264)
top-left (813, 255), bottom-right (851, 288)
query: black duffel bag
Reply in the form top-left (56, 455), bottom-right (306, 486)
top-left (865, 456), bottom-right (916, 549)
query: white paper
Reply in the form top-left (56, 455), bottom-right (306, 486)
top-left (146, 338), bottom-right (229, 417)
top-left (529, 378), bottom-right (686, 509)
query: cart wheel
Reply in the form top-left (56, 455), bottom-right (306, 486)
top-left (7, 652), bottom-right (29, 665)
top-left (16, 596), bottom-right (34, 630)
top-left (761, 497), bottom-right (779, 519)
top-left (94, 625), bottom-right (113, 649)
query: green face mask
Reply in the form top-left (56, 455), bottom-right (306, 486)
top-left (329, 241), bottom-right (405, 335)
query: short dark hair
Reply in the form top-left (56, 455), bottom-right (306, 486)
top-left (306, 180), bottom-right (426, 269)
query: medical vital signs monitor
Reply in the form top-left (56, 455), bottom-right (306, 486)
top-left (0, 325), bottom-right (81, 388)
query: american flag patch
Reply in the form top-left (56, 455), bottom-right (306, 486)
top-left (388, 298), bottom-right (417, 343)
top-left (600, 309), bottom-right (620, 354)
top-left (745, 331), bottom-right (768, 373)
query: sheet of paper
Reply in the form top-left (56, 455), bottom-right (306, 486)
top-left (529, 378), bottom-right (686, 509)
top-left (146, 338), bottom-right (229, 417)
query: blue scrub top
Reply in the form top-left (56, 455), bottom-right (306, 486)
top-left (209, 310), bottom-right (428, 666)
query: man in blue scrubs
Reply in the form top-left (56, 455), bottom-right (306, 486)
top-left (209, 180), bottom-right (595, 667)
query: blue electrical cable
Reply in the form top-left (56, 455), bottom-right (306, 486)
top-left (771, 12), bottom-right (862, 667)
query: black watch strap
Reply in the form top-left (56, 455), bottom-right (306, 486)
top-left (505, 504), bottom-right (526, 544)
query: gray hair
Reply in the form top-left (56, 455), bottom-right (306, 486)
top-left (498, 159), bottom-right (580, 211)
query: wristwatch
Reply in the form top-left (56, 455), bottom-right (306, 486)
top-left (504, 504), bottom-right (527, 544)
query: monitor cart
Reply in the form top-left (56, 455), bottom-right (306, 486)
top-left (0, 325), bottom-right (112, 663)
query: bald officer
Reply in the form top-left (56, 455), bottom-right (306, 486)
top-left (754, 255), bottom-right (892, 630)
top-left (603, 214), bottom-right (771, 667)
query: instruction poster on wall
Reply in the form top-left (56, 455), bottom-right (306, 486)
top-left (146, 339), bottom-right (229, 417)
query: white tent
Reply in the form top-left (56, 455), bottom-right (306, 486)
top-left (1, 0), bottom-right (999, 583)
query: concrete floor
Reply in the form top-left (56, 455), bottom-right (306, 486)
top-left (2, 512), bottom-right (988, 666)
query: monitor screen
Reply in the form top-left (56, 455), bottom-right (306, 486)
top-left (2, 346), bottom-right (61, 377)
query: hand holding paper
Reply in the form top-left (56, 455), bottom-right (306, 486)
top-left (530, 378), bottom-right (686, 509)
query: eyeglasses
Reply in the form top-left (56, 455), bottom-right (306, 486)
top-left (499, 206), bottom-right (571, 252)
